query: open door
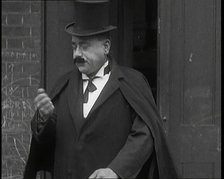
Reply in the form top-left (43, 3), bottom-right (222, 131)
top-left (158, 0), bottom-right (221, 178)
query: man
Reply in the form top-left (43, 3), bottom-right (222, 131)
top-left (24, 1), bottom-right (179, 179)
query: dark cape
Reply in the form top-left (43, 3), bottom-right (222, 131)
top-left (23, 60), bottom-right (179, 179)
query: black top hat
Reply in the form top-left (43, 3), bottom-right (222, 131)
top-left (65, 0), bottom-right (117, 36)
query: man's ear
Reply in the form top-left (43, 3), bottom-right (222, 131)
top-left (103, 39), bottom-right (111, 55)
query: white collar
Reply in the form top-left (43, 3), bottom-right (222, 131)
top-left (82, 60), bottom-right (109, 80)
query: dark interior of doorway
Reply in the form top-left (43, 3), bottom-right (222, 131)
top-left (132, 0), bottom-right (158, 101)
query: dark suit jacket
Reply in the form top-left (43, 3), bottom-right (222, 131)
top-left (24, 59), bottom-right (179, 179)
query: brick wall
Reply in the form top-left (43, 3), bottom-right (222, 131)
top-left (2, 1), bottom-right (41, 178)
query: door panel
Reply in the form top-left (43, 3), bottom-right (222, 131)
top-left (158, 0), bottom-right (221, 178)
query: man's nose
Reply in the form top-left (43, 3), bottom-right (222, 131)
top-left (73, 46), bottom-right (82, 58)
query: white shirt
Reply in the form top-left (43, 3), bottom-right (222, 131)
top-left (82, 61), bottom-right (111, 118)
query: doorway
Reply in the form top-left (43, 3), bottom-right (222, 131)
top-left (109, 0), bottom-right (158, 100)
top-left (132, 0), bottom-right (158, 100)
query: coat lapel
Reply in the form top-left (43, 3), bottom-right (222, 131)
top-left (87, 60), bottom-right (124, 118)
top-left (67, 68), bottom-right (84, 134)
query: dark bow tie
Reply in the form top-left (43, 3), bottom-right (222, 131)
top-left (83, 64), bottom-right (111, 103)
top-left (83, 76), bottom-right (98, 103)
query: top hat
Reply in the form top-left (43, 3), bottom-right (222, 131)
top-left (65, 0), bottom-right (117, 36)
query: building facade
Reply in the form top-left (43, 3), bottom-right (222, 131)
top-left (1, 0), bottom-right (221, 178)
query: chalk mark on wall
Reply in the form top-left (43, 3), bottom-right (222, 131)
top-left (2, 63), bottom-right (40, 179)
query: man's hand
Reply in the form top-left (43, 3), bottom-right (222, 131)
top-left (34, 88), bottom-right (55, 122)
top-left (89, 168), bottom-right (119, 179)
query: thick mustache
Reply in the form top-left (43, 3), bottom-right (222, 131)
top-left (74, 56), bottom-right (86, 63)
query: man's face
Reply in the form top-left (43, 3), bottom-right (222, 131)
top-left (72, 35), bottom-right (110, 77)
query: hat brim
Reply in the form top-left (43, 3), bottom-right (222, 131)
top-left (65, 22), bottom-right (117, 37)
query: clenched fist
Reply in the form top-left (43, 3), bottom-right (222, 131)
top-left (89, 168), bottom-right (119, 179)
top-left (34, 88), bottom-right (55, 121)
